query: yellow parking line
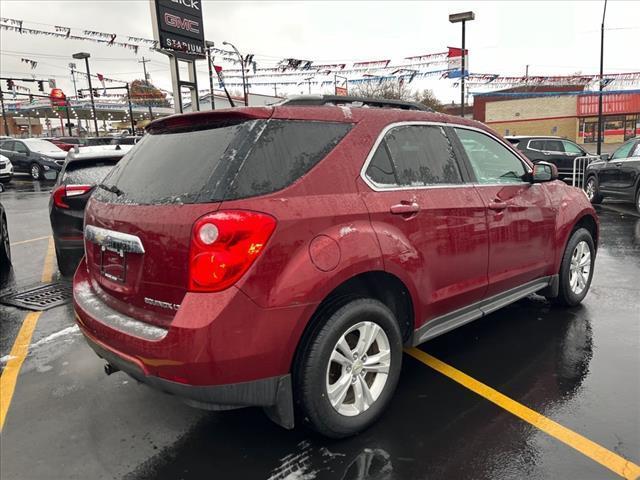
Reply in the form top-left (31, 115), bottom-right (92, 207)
top-left (10, 235), bottom-right (51, 247)
top-left (0, 312), bottom-right (42, 430)
top-left (0, 237), bottom-right (56, 431)
top-left (405, 348), bottom-right (640, 480)
top-left (41, 236), bottom-right (56, 283)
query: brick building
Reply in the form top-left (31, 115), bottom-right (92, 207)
top-left (473, 87), bottom-right (640, 146)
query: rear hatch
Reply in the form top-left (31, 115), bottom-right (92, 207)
top-left (83, 108), bottom-right (352, 327)
top-left (52, 156), bottom-right (122, 238)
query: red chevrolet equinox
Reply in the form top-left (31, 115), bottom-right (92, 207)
top-left (73, 96), bottom-right (598, 438)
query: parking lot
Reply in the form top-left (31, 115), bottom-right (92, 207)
top-left (1, 177), bottom-right (639, 480)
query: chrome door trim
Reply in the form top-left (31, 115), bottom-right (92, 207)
top-left (359, 121), bottom-right (532, 192)
top-left (85, 225), bottom-right (145, 254)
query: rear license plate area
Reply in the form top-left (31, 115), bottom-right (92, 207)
top-left (100, 247), bottom-right (127, 283)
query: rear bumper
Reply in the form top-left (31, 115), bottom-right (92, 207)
top-left (73, 258), bottom-right (316, 426)
top-left (80, 327), bottom-right (293, 425)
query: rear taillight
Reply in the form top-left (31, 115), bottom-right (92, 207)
top-left (52, 184), bottom-right (92, 209)
top-left (188, 210), bottom-right (277, 292)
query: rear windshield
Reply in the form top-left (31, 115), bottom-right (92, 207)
top-left (62, 159), bottom-right (120, 185)
top-left (96, 119), bottom-right (351, 205)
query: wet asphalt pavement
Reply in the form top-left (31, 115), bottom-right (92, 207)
top-left (0, 177), bottom-right (639, 480)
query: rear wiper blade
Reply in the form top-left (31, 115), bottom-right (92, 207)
top-left (98, 183), bottom-right (124, 196)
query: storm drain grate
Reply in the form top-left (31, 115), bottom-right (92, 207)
top-left (0, 281), bottom-right (72, 311)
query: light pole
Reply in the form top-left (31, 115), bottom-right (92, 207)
top-left (73, 52), bottom-right (99, 136)
top-left (596, 0), bottom-right (608, 156)
top-left (449, 11), bottom-right (475, 118)
top-left (223, 41), bottom-right (248, 106)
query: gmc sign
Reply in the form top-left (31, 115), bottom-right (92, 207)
top-left (151, 0), bottom-right (205, 58)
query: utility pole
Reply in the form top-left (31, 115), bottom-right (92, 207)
top-left (596, 0), bottom-right (608, 156)
top-left (138, 57), bottom-right (154, 120)
top-left (125, 83), bottom-right (136, 135)
top-left (206, 42), bottom-right (216, 110)
top-left (69, 63), bottom-right (78, 99)
top-left (525, 65), bottom-right (529, 77)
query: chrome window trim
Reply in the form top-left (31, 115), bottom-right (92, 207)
top-left (359, 121), bottom-right (533, 192)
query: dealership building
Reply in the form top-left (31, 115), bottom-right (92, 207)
top-left (473, 87), bottom-right (640, 146)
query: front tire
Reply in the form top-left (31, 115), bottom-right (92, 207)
top-left (585, 176), bottom-right (602, 204)
top-left (551, 228), bottom-right (595, 307)
top-left (30, 163), bottom-right (43, 180)
top-left (295, 298), bottom-right (402, 438)
top-left (635, 187), bottom-right (640, 214)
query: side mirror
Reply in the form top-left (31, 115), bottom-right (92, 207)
top-left (44, 170), bottom-right (58, 181)
top-left (600, 153), bottom-right (610, 162)
top-left (532, 162), bottom-right (558, 183)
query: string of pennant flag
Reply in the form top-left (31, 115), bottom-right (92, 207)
top-left (3, 16), bottom-right (640, 95)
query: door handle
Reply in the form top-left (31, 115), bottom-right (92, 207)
top-left (390, 202), bottom-right (420, 215)
top-left (488, 200), bottom-right (508, 211)
top-left (614, 163), bottom-right (623, 167)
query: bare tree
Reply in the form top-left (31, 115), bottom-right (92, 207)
top-left (413, 89), bottom-right (443, 112)
top-left (350, 80), bottom-right (413, 101)
top-left (350, 81), bottom-right (442, 112)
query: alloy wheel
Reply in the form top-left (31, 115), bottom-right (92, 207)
top-left (585, 179), bottom-right (596, 201)
top-left (326, 321), bottom-right (391, 417)
top-left (31, 164), bottom-right (41, 180)
top-left (569, 240), bottom-right (591, 295)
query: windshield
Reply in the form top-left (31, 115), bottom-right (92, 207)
top-left (24, 139), bottom-right (64, 153)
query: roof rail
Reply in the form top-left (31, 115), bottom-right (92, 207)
top-left (275, 95), bottom-right (433, 112)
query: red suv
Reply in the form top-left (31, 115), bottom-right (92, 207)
top-left (73, 96), bottom-right (598, 438)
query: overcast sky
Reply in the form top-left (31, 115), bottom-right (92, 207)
top-left (1, 0), bottom-right (639, 104)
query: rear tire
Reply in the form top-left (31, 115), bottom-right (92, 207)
top-left (585, 176), bottom-right (602, 204)
top-left (55, 247), bottom-right (77, 277)
top-left (550, 228), bottom-right (595, 307)
top-left (294, 298), bottom-right (402, 438)
top-left (635, 187), bottom-right (640, 214)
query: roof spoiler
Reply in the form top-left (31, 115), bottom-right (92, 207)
top-left (146, 108), bottom-right (273, 134)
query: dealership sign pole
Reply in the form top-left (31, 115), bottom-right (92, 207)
top-left (150, 0), bottom-right (206, 113)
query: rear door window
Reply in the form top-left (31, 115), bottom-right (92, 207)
top-left (365, 142), bottom-right (397, 187)
top-left (365, 125), bottom-right (463, 187)
top-left (528, 140), bottom-right (545, 150)
top-left (544, 140), bottom-right (564, 152)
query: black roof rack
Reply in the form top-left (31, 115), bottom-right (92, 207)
top-left (276, 95), bottom-right (433, 112)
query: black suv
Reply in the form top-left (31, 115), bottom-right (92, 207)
top-left (49, 145), bottom-right (128, 275)
top-left (0, 138), bottom-right (66, 179)
top-left (584, 138), bottom-right (640, 213)
top-left (506, 136), bottom-right (593, 182)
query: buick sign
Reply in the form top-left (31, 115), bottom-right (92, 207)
top-left (151, 0), bottom-right (205, 58)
